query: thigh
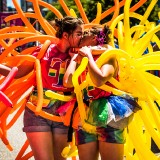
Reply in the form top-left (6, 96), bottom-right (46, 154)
top-left (52, 133), bottom-right (69, 160)
top-left (97, 126), bottom-right (125, 160)
top-left (23, 106), bottom-right (68, 160)
top-left (51, 110), bottom-right (69, 160)
top-left (99, 141), bottom-right (124, 160)
top-left (75, 129), bottom-right (99, 160)
top-left (26, 132), bottom-right (54, 160)
top-left (77, 142), bottom-right (99, 160)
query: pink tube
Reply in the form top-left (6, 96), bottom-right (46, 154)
top-left (0, 67), bottom-right (18, 91)
top-left (0, 91), bottom-right (12, 107)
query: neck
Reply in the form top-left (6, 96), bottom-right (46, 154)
top-left (57, 39), bottom-right (70, 53)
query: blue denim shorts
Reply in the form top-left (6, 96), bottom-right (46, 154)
top-left (23, 101), bottom-right (69, 134)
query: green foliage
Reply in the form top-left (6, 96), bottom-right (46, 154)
top-left (130, 0), bottom-right (160, 25)
top-left (45, 0), bottom-right (160, 26)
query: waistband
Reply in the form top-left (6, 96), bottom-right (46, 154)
top-left (29, 88), bottom-right (72, 108)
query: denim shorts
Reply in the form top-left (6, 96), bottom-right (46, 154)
top-left (75, 126), bottom-right (126, 145)
top-left (23, 101), bottom-right (69, 134)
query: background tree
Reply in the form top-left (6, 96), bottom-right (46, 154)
top-left (45, 0), bottom-right (160, 26)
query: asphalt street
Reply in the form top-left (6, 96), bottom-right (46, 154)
top-left (0, 112), bottom-right (33, 160)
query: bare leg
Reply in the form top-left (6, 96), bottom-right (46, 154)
top-left (26, 132), bottom-right (54, 160)
top-left (52, 132), bottom-right (69, 160)
top-left (99, 141), bottom-right (124, 160)
top-left (77, 141), bottom-right (99, 160)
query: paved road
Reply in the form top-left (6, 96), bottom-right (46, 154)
top-left (0, 112), bottom-right (33, 160)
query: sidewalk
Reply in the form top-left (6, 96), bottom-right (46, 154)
top-left (0, 112), bottom-right (33, 160)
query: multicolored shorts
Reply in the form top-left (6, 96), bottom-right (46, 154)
top-left (75, 126), bottom-right (126, 145)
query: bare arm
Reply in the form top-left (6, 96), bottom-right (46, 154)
top-left (0, 64), bottom-right (12, 76)
top-left (88, 58), bottom-right (115, 87)
top-left (15, 61), bottom-right (35, 78)
top-left (79, 46), bottom-right (116, 87)
top-left (63, 54), bottom-right (78, 88)
top-left (0, 61), bottom-right (34, 79)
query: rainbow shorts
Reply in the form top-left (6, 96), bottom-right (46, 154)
top-left (75, 125), bottom-right (126, 145)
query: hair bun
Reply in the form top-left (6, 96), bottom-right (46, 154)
top-left (55, 18), bottom-right (63, 27)
top-left (103, 25), bottom-right (111, 35)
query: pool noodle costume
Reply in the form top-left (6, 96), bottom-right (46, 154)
top-left (0, 0), bottom-right (160, 159)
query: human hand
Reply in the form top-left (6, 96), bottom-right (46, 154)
top-left (78, 46), bottom-right (92, 60)
top-left (69, 51), bottom-right (83, 64)
top-left (74, 54), bottom-right (84, 64)
top-left (69, 48), bottom-right (78, 58)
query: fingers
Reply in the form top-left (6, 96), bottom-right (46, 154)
top-left (70, 48), bottom-right (80, 53)
top-left (79, 46), bottom-right (92, 58)
top-left (73, 54), bottom-right (83, 64)
top-left (69, 48), bottom-right (79, 58)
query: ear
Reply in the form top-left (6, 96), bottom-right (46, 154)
top-left (62, 32), bottom-right (69, 39)
top-left (92, 35), bottom-right (97, 40)
top-left (92, 35), bottom-right (98, 45)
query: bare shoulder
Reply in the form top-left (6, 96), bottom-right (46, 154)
top-left (91, 45), bottom-right (107, 55)
top-left (103, 44), bottom-right (113, 50)
top-left (91, 44), bottom-right (115, 55)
